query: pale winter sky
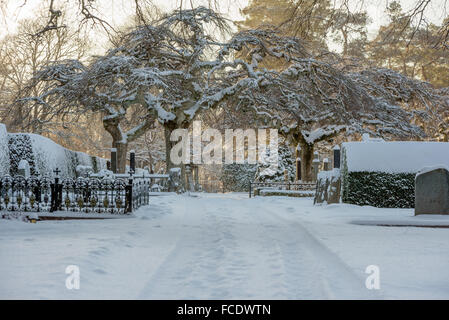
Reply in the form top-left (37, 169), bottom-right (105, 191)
top-left (0, 0), bottom-right (447, 52)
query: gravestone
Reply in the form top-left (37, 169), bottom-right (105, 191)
top-left (333, 145), bottom-right (340, 169)
top-left (76, 165), bottom-right (93, 178)
top-left (323, 158), bottom-right (329, 171)
top-left (17, 159), bottom-right (30, 178)
top-left (314, 169), bottom-right (341, 205)
top-left (415, 167), bottom-right (449, 215)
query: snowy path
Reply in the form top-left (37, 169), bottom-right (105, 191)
top-left (1, 193), bottom-right (448, 299)
top-left (137, 196), bottom-right (374, 299)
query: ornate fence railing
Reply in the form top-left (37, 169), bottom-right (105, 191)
top-left (0, 169), bottom-right (150, 215)
top-left (249, 181), bottom-right (316, 198)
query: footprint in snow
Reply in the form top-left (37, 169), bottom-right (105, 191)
top-left (93, 268), bottom-right (107, 275)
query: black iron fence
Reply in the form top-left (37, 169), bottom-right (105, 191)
top-left (249, 181), bottom-right (316, 198)
top-left (0, 169), bottom-right (150, 215)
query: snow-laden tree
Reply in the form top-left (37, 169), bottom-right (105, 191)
top-left (114, 8), bottom-right (309, 170)
top-left (237, 57), bottom-right (440, 181)
top-left (128, 123), bottom-right (166, 172)
top-left (20, 53), bottom-right (168, 173)
top-left (22, 7), bottom-right (308, 174)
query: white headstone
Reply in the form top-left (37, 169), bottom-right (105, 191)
top-left (18, 159), bottom-right (30, 178)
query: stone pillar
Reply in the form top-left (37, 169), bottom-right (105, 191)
top-left (323, 158), bottom-right (329, 171)
top-left (312, 157), bottom-right (320, 182)
top-left (185, 165), bottom-right (193, 192)
top-left (130, 150), bottom-right (136, 173)
top-left (296, 145), bottom-right (301, 181)
top-left (333, 145), bottom-right (340, 169)
top-left (296, 157), bottom-right (301, 181)
top-left (111, 148), bottom-right (117, 173)
top-left (193, 165), bottom-right (199, 191)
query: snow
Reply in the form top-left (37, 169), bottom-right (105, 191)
top-left (6, 132), bottom-right (107, 178)
top-left (259, 189), bottom-right (315, 196)
top-left (416, 165), bottom-right (449, 177)
top-left (17, 160), bottom-right (29, 170)
top-left (302, 126), bottom-right (346, 144)
top-left (342, 141), bottom-right (449, 173)
top-left (1, 194), bottom-right (448, 299)
top-left (0, 123), bottom-right (10, 176)
top-left (317, 168), bottom-right (340, 181)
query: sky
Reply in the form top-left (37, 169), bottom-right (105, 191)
top-left (0, 0), bottom-right (447, 52)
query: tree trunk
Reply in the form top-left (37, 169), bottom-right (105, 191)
top-left (164, 122), bottom-right (178, 172)
top-left (300, 141), bottom-right (314, 182)
top-left (114, 141), bottom-right (128, 174)
top-left (164, 121), bottom-right (191, 190)
top-left (104, 117), bottom-right (128, 174)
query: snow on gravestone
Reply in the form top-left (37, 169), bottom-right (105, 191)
top-left (314, 169), bottom-right (341, 204)
top-left (0, 123), bottom-right (10, 176)
top-left (415, 166), bottom-right (449, 215)
top-left (18, 159), bottom-right (30, 178)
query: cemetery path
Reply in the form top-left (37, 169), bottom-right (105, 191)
top-left (136, 194), bottom-right (377, 299)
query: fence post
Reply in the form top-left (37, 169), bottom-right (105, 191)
top-left (130, 150), bottom-right (136, 173)
top-left (125, 171), bottom-right (133, 213)
top-left (249, 182), bottom-right (252, 198)
top-left (50, 168), bottom-right (62, 212)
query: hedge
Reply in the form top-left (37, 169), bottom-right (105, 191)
top-left (341, 171), bottom-right (415, 208)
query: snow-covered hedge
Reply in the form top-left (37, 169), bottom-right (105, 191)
top-left (221, 163), bottom-right (258, 192)
top-left (5, 129), bottom-right (107, 178)
top-left (341, 141), bottom-right (449, 208)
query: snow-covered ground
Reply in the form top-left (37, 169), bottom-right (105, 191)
top-left (1, 193), bottom-right (448, 299)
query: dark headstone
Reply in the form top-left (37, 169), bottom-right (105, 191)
top-left (130, 150), bottom-right (135, 173)
top-left (415, 167), bottom-right (449, 215)
top-left (111, 148), bottom-right (117, 173)
top-left (333, 146), bottom-right (340, 169)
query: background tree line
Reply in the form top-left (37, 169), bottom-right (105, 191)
top-left (0, 0), bottom-right (447, 185)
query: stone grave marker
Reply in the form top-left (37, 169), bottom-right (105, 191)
top-left (17, 159), bottom-right (30, 178)
top-left (415, 166), bottom-right (449, 215)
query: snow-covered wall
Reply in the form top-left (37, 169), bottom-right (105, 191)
top-left (3, 125), bottom-right (107, 178)
top-left (342, 141), bottom-right (449, 174)
top-left (0, 124), bottom-right (10, 176)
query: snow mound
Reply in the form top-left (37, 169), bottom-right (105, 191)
top-left (342, 141), bottom-right (449, 173)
